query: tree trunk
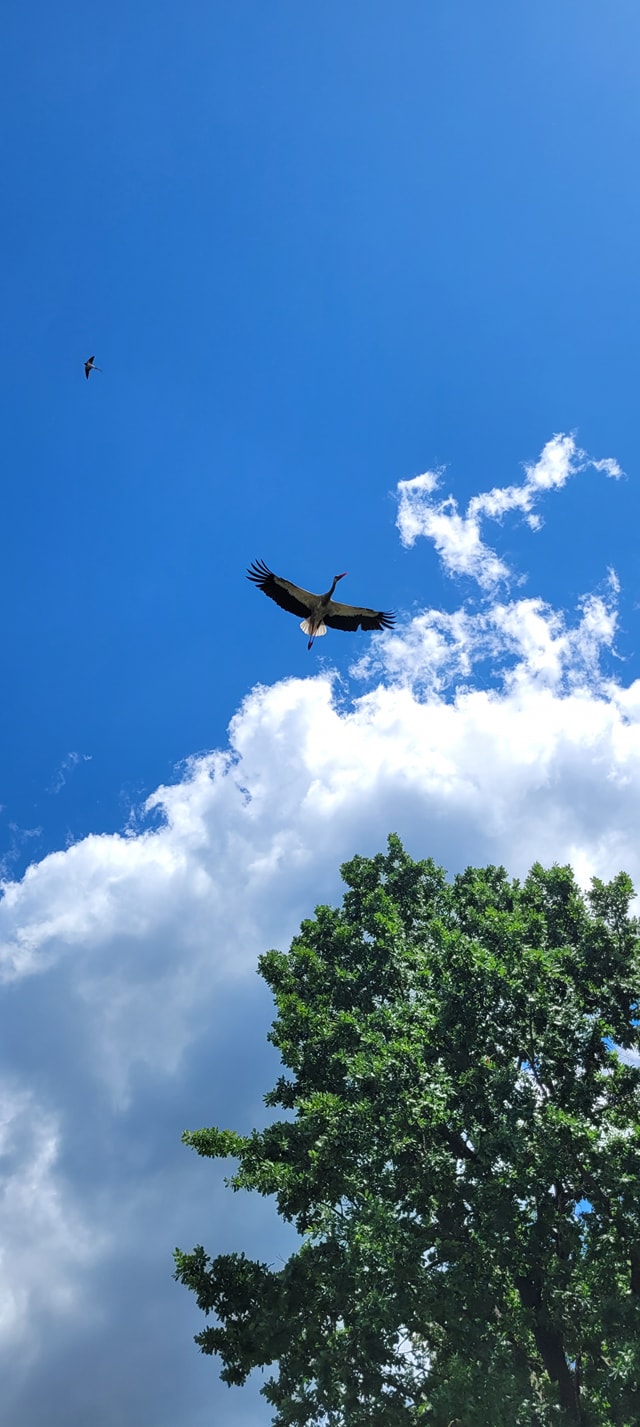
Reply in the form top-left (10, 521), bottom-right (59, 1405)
top-left (515, 1276), bottom-right (582, 1424)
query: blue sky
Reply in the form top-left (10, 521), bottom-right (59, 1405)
top-left (1, 4), bottom-right (640, 1425)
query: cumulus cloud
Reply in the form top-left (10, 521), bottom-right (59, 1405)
top-left (0, 433), bottom-right (636, 1425)
top-left (396, 433), bottom-right (623, 588)
top-left (0, 595), bottom-right (637, 1111)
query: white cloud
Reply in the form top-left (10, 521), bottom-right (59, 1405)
top-left (396, 433), bottom-right (623, 587)
top-left (354, 571), bottom-right (620, 696)
top-left (590, 457), bottom-right (624, 480)
top-left (396, 471), bottom-right (511, 587)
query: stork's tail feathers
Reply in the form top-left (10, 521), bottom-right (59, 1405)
top-left (300, 618), bottom-right (327, 650)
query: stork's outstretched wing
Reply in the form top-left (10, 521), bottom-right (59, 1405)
top-left (247, 559), bottom-right (315, 618)
top-left (324, 601), bottom-right (395, 633)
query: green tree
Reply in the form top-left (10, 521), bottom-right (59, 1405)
top-left (175, 836), bottom-right (640, 1426)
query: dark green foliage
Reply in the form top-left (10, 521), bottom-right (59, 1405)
top-left (174, 836), bottom-right (640, 1426)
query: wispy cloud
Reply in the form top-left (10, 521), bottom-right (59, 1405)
top-left (396, 433), bottom-right (623, 589)
top-left (0, 825), bottom-right (43, 881)
top-left (47, 753), bottom-right (92, 797)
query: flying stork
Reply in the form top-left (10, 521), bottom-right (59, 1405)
top-left (84, 356), bottom-right (102, 380)
top-left (247, 559), bottom-right (395, 649)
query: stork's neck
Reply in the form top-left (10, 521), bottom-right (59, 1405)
top-left (326, 572), bottom-right (346, 600)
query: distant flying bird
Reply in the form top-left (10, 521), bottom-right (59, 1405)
top-left (247, 559), bottom-right (395, 649)
top-left (84, 356), bottom-right (102, 380)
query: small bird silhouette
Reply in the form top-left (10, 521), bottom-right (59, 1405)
top-left (84, 356), bottom-right (102, 380)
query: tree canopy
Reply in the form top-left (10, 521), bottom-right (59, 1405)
top-left (174, 835), bottom-right (640, 1426)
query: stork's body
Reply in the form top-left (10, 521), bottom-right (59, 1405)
top-left (84, 356), bottom-right (102, 380)
top-left (297, 570), bottom-right (348, 648)
top-left (247, 560), bottom-right (395, 649)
